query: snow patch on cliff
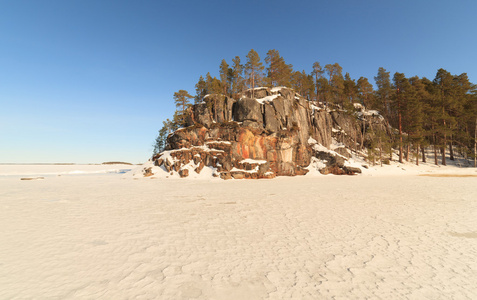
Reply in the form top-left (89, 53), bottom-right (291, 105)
top-left (255, 94), bottom-right (279, 104)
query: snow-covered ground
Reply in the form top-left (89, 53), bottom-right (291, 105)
top-left (0, 163), bottom-right (476, 299)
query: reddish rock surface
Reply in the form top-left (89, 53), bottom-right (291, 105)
top-left (149, 87), bottom-right (390, 179)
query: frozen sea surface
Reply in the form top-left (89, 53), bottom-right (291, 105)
top-left (0, 165), bottom-right (476, 299)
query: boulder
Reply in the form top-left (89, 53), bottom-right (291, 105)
top-left (334, 147), bottom-right (351, 158)
top-left (192, 103), bottom-right (213, 128)
top-left (220, 172), bottom-right (232, 180)
top-left (277, 88), bottom-right (294, 100)
top-left (231, 171), bottom-right (245, 179)
top-left (258, 162), bottom-right (271, 175)
top-left (154, 158), bottom-right (164, 167)
top-left (222, 160), bottom-right (233, 171)
top-left (242, 87), bottom-right (270, 99)
top-left (233, 98), bottom-right (263, 125)
top-left (343, 166), bottom-right (361, 174)
top-left (195, 162), bottom-right (205, 173)
top-left (179, 169), bottom-right (189, 178)
top-left (143, 167), bottom-right (153, 177)
top-left (320, 166), bottom-right (345, 175)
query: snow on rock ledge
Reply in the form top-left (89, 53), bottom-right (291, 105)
top-left (145, 87), bottom-right (390, 179)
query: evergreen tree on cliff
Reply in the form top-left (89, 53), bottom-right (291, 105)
top-left (265, 49), bottom-right (293, 87)
top-left (343, 72), bottom-right (357, 109)
top-left (291, 70), bottom-right (315, 100)
top-left (194, 75), bottom-right (206, 104)
top-left (311, 62), bottom-right (324, 103)
top-left (325, 63), bottom-right (344, 106)
top-left (245, 49), bottom-right (264, 98)
top-left (173, 90), bottom-right (193, 127)
top-left (231, 56), bottom-right (244, 96)
top-left (219, 59), bottom-right (229, 96)
top-left (357, 77), bottom-right (374, 108)
top-left (153, 119), bottom-right (176, 155)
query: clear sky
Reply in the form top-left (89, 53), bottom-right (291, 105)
top-left (1, 0), bottom-right (476, 164)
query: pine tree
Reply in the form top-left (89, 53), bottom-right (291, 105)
top-left (451, 73), bottom-right (473, 161)
top-left (265, 49), bottom-right (293, 87)
top-left (407, 76), bottom-right (426, 165)
top-left (227, 67), bottom-right (234, 95)
top-left (290, 70), bottom-right (315, 100)
top-left (311, 62), bottom-right (324, 103)
top-left (205, 72), bottom-right (221, 95)
top-left (343, 72), bottom-right (357, 109)
top-left (316, 77), bottom-right (330, 105)
top-left (357, 77), bottom-right (374, 108)
top-left (419, 77), bottom-right (435, 164)
top-left (205, 72), bottom-right (213, 95)
top-left (173, 90), bottom-right (193, 127)
top-left (421, 78), bottom-right (441, 165)
top-left (375, 67), bottom-right (392, 118)
top-left (153, 119), bottom-right (176, 155)
top-left (471, 118), bottom-right (477, 167)
top-left (244, 49), bottom-right (264, 98)
top-left (291, 71), bottom-right (302, 94)
top-left (433, 68), bottom-right (455, 166)
top-left (304, 73), bottom-right (316, 100)
top-left (219, 59), bottom-right (229, 96)
top-left (194, 75), bottom-right (207, 104)
top-left (231, 56), bottom-right (243, 95)
top-left (153, 125), bottom-right (168, 155)
top-left (325, 63), bottom-right (344, 106)
top-left (392, 72), bottom-right (410, 163)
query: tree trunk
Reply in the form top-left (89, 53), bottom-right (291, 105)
top-left (214, 98), bottom-right (217, 121)
top-left (416, 143), bottom-right (419, 166)
top-left (398, 92), bottom-right (403, 163)
top-left (390, 142), bottom-right (393, 161)
top-left (434, 143), bottom-right (438, 166)
top-left (449, 136), bottom-right (454, 161)
top-left (441, 146), bottom-right (446, 166)
top-left (474, 117), bottom-right (477, 168)
top-left (406, 141), bottom-right (410, 162)
top-left (421, 146), bottom-right (426, 163)
top-left (399, 111), bottom-right (403, 163)
top-left (315, 75), bottom-right (319, 103)
top-left (442, 119), bottom-right (447, 166)
top-left (360, 119), bottom-right (365, 151)
top-left (379, 137), bottom-right (383, 167)
top-left (353, 126), bottom-right (357, 154)
top-left (251, 72), bottom-right (255, 98)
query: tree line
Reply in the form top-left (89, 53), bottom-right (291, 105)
top-left (154, 49), bottom-right (477, 167)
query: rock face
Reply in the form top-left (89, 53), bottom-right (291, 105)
top-left (148, 87), bottom-right (391, 179)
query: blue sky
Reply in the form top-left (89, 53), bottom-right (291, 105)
top-left (1, 0), bottom-right (476, 164)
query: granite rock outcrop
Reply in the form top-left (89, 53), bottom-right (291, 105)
top-left (147, 87), bottom-right (391, 179)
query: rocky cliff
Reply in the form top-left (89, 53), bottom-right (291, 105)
top-left (145, 87), bottom-right (391, 179)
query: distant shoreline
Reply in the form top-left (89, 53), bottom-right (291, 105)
top-left (0, 163), bottom-right (78, 165)
top-left (0, 162), bottom-right (137, 166)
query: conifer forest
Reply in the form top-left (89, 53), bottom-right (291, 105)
top-left (155, 49), bottom-right (477, 167)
